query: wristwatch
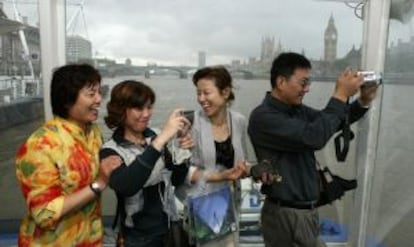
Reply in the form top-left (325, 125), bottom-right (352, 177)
top-left (89, 181), bottom-right (102, 196)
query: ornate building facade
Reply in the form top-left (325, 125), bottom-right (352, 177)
top-left (260, 36), bottom-right (274, 63)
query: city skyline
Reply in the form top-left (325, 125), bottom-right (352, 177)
top-left (1, 0), bottom-right (413, 67)
top-left (82, 0), bottom-right (363, 66)
top-left (78, 0), bottom-right (414, 66)
top-left (15, 0), bottom-right (354, 66)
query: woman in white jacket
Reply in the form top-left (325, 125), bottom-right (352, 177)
top-left (177, 66), bottom-right (252, 247)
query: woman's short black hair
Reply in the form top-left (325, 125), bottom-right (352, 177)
top-left (51, 64), bottom-right (101, 118)
top-left (192, 65), bottom-right (235, 102)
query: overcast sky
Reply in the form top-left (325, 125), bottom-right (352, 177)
top-left (76, 0), bottom-right (366, 66)
top-left (3, 0), bottom-right (413, 66)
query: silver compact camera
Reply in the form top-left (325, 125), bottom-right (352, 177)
top-left (357, 71), bottom-right (382, 85)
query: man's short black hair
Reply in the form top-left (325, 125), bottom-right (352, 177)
top-left (270, 52), bottom-right (311, 88)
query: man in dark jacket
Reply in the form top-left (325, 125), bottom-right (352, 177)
top-left (248, 52), bottom-right (378, 247)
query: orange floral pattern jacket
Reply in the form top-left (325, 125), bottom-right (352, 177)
top-left (15, 117), bottom-right (104, 247)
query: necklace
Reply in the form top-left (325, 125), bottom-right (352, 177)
top-left (212, 122), bottom-right (229, 142)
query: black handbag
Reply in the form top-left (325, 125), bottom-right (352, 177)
top-left (316, 162), bottom-right (357, 207)
top-left (164, 220), bottom-right (193, 247)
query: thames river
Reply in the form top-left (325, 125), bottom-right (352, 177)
top-left (1, 75), bottom-right (413, 246)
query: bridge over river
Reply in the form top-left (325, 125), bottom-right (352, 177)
top-left (98, 64), bottom-right (264, 79)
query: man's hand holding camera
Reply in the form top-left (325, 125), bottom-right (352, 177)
top-left (359, 81), bottom-right (379, 106)
top-left (334, 68), bottom-right (364, 102)
top-left (334, 68), bottom-right (379, 106)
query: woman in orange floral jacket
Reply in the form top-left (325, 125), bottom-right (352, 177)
top-left (15, 64), bottom-right (121, 247)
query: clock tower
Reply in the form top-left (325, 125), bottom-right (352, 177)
top-left (324, 14), bottom-right (338, 63)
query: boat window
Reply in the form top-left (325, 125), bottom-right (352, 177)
top-left (366, 4), bottom-right (414, 246)
top-left (0, 0), bottom-right (43, 237)
top-left (75, 1), bottom-right (366, 245)
top-left (2, 1), bottom-right (413, 246)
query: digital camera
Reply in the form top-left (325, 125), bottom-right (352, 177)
top-left (358, 71), bottom-right (382, 85)
top-left (181, 110), bottom-right (194, 125)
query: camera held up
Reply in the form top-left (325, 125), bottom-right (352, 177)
top-left (181, 110), bottom-right (195, 125)
top-left (357, 71), bottom-right (382, 86)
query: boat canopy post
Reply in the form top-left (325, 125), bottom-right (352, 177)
top-left (38, 0), bottom-right (67, 120)
top-left (12, 0), bottom-right (34, 95)
top-left (349, 0), bottom-right (390, 246)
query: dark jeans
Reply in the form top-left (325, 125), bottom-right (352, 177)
top-left (261, 198), bottom-right (327, 247)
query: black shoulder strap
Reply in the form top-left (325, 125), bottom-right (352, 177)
top-left (112, 192), bottom-right (125, 230)
top-left (334, 100), bottom-right (355, 162)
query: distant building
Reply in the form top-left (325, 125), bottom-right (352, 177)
top-left (248, 57), bottom-right (257, 64)
top-left (93, 58), bottom-right (117, 77)
top-left (231, 60), bottom-right (241, 66)
top-left (240, 36), bottom-right (285, 77)
top-left (311, 14), bottom-right (341, 77)
top-left (339, 45), bottom-right (361, 70)
top-left (235, 14), bottom-right (414, 79)
top-left (260, 36), bottom-right (274, 63)
top-left (274, 39), bottom-right (284, 58)
top-left (324, 14), bottom-right (338, 63)
top-left (386, 37), bottom-right (414, 72)
top-left (66, 35), bottom-right (92, 63)
top-left (198, 51), bottom-right (206, 67)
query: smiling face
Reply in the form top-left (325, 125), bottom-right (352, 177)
top-left (275, 68), bottom-right (311, 106)
top-left (124, 101), bottom-right (153, 135)
top-left (67, 83), bottom-right (102, 129)
top-left (196, 78), bottom-right (230, 118)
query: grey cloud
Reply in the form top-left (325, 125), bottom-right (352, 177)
top-left (82, 0), bottom-right (364, 65)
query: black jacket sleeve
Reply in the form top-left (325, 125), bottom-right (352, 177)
top-left (329, 99), bottom-right (369, 131)
top-left (99, 145), bottom-right (162, 197)
top-left (163, 147), bottom-right (189, 186)
top-left (349, 99), bottom-right (369, 124)
top-left (248, 97), bottom-right (349, 152)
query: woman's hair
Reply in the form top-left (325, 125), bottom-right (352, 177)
top-left (192, 65), bottom-right (235, 102)
top-left (51, 64), bottom-right (101, 118)
top-left (104, 80), bottom-right (155, 129)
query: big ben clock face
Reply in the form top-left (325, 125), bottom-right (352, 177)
top-left (325, 33), bottom-right (337, 40)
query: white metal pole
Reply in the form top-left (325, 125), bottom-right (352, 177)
top-left (349, 0), bottom-right (390, 246)
top-left (66, 0), bottom-right (84, 34)
top-left (38, 0), bottom-right (66, 120)
top-left (11, 0), bottom-right (35, 95)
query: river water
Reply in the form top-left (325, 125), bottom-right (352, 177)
top-left (1, 75), bottom-right (413, 246)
